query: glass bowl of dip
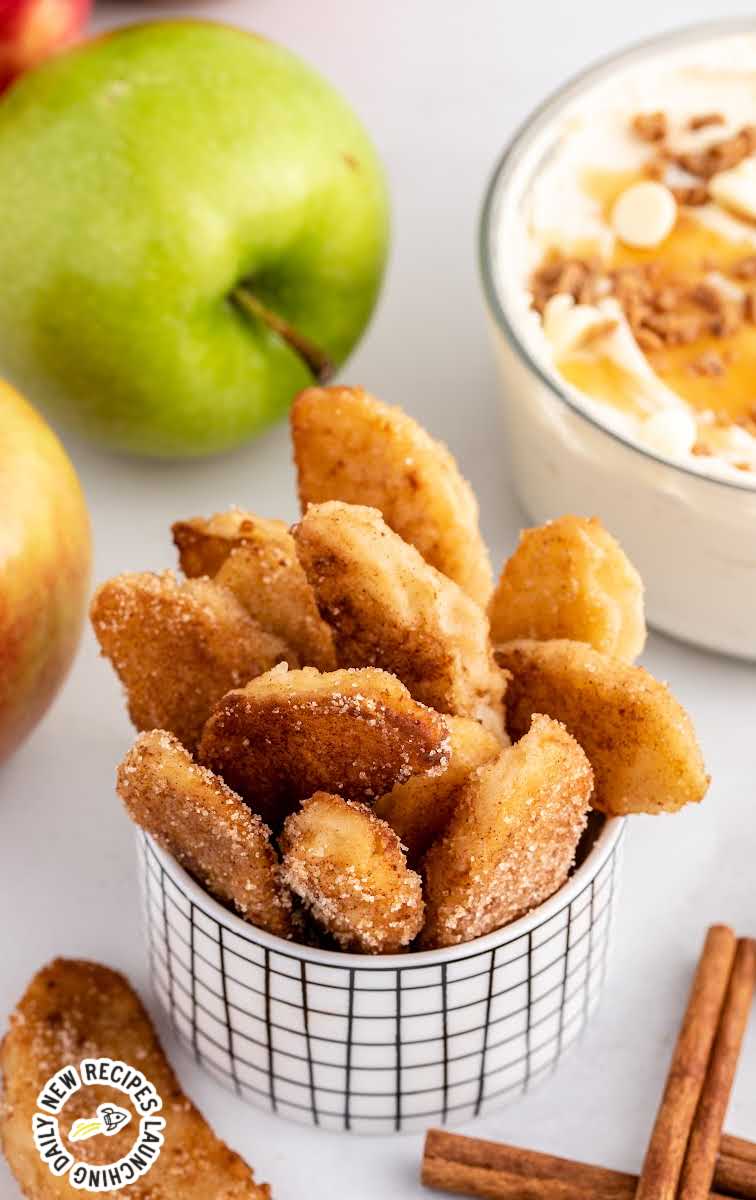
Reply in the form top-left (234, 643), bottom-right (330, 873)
top-left (480, 19), bottom-right (756, 660)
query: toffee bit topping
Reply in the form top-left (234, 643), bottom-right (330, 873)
top-left (674, 124), bottom-right (756, 179)
top-left (733, 255), bottom-right (756, 280)
top-left (688, 112), bottom-right (726, 131)
top-left (688, 351), bottom-right (725, 377)
top-left (631, 111), bottom-right (668, 142)
top-left (531, 254), bottom-right (749, 351)
top-left (671, 183), bottom-right (710, 207)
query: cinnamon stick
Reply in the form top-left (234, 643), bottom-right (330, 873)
top-left (421, 1130), bottom-right (745, 1200)
top-left (722, 1137), bottom-right (756, 1167)
top-left (634, 925), bottom-right (737, 1200)
top-left (679, 939), bottom-right (756, 1199)
top-left (716, 1155), bottom-right (756, 1200)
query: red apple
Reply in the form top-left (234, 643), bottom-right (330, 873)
top-left (0, 0), bottom-right (91, 93)
top-left (0, 380), bottom-right (91, 762)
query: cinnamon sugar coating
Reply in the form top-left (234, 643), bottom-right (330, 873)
top-left (0, 959), bottom-right (270, 1198)
top-left (375, 715), bottom-right (502, 863)
top-left (420, 715), bottom-right (593, 949)
top-left (197, 665), bottom-right (450, 828)
top-left (489, 515), bottom-right (646, 662)
top-left (497, 639), bottom-right (709, 816)
top-left (293, 501), bottom-right (506, 735)
top-left (117, 731), bottom-right (291, 938)
top-left (174, 509), bottom-right (335, 671)
top-left (281, 792), bottom-right (424, 953)
top-left (91, 572), bottom-right (287, 750)
top-left (292, 386), bottom-right (493, 605)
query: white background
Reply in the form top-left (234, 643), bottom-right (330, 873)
top-left (2, 1), bottom-right (756, 1196)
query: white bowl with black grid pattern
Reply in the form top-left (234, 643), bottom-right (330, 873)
top-left (138, 814), bottom-right (625, 1133)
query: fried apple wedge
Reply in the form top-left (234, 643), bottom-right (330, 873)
top-left (421, 715), bottom-right (593, 949)
top-left (375, 716), bottom-right (502, 862)
top-left (293, 501), bottom-right (506, 733)
top-left (172, 507), bottom-right (265, 578)
top-left (281, 792), bottom-right (424, 953)
top-left (489, 515), bottom-right (646, 661)
top-left (117, 731), bottom-right (292, 938)
top-left (291, 387), bottom-right (493, 605)
top-left (197, 665), bottom-right (451, 827)
top-left (497, 639), bottom-right (709, 815)
top-left (174, 509), bottom-right (335, 671)
top-left (0, 959), bottom-right (270, 1199)
top-left (90, 572), bottom-right (287, 750)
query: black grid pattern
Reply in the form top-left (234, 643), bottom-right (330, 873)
top-left (138, 825), bottom-right (624, 1132)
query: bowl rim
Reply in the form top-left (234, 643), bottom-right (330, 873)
top-left (140, 814), bottom-right (625, 972)
top-left (479, 15), bottom-right (756, 497)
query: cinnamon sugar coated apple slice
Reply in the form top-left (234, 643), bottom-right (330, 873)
top-left (375, 715), bottom-right (502, 862)
top-left (497, 639), bottom-right (709, 815)
top-left (421, 715), bottom-right (593, 949)
top-left (91, 571), bottom-right (288, 749)
top-left (281, 792), bottom-right (424, 953)
top-left (117, 730), bottom-right (292, 938)
top-left (197, 665), bottom-right (451, 828)
top-left (0, 959), bottom-right (270, 1199)
top-left (174, 509), bottom-right (335, 670)
top-left (291, 386), bottom-right (493, 605)
top-left (489, 515), bottom-right (646, 661)
top-left (293, 501), bottom-right (506, 734)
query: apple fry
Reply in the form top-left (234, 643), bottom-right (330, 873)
top-left (117, 730), bottom-right (292, 938)
top-left (197, 665), bottom-right (451, 827)
top-left (91, 571), bottom-right (287, 750)
top-left (497, 638), bottom-right (709, 815)
top-left (281, 792), bottom-right (424, 953)
top-left (292, 386), bottom-right (493, 605)
top-left (375, 715), bottom-right (502, 862)
top-left (172, 507), bottom-right (260, 578)
top-left (174, 509), bottom-right (335, 670)
top-left (421, 715), bottom-right (593, 949)
top-left (489, 515), bottom-right (646, 661)
top-left (0, 959), bottom-right (270, 1199)
top-left (293, 501), bottom-right (506, 733)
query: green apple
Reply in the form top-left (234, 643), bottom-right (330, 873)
top-left (0, 22), bottom-right (389, 456)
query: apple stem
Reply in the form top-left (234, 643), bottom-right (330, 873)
top-left (232, 285), bottom-right (334, 383)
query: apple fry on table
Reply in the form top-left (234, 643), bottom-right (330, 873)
top-left (197, 665), bottom-right (451, 828)
top-left (90, 571), bottom-right (288, 750)
top-left (497, 639), bottom-right (709, 815)
top-left (173, 509), bottom-right (335, 670)
top-left (281, 792), bottom-right (424, 953)
top-left (292, 386), bottom-right (493, 606)
top-left (0, 959), bottom-right (270, 1199)
top-left (375, 715), bottom-right (502, 863)
top-left (117, 730), bottom-right (292, 938)
top-left (293, 501), bottom-right (506, 735)
top-left (489, 514), bottom-right (646, 661)
top-left (421, 715), bottom-right (593, 949)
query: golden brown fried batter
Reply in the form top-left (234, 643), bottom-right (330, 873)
top-left (421, 715), bottom-right (593, 949)
top-left (497, 639), bottom-right (709, 815)
top-left (174, 509), bottom-right (335, 671)
top-left (90, 571), bottom-right (287, 750)
top-left (117, 731), bottom-right (292, 938)
top-left (375, 716), bottom-right (502, 862)
top-left (281, 792), bottom-right (424, 953)
top-left (172, 507), bottom-right (263, 578)
top-left (0, 959), bottom-right (270, 1199)
top-left (197, 665), bottom-right (451, 828)
top-left (489, 515), bottom-right (646, 661)
top-left (292, 387), bottom-right (493, 605)
top-left (293, 501), bottom-right (506, 734)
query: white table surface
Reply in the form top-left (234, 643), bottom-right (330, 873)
top-left (2, 1), bottom-right (756, 1195)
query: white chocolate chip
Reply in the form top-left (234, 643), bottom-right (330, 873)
top-left (709, 156), bottom-right (756, 221)
top-left (611, 181), bottom-right (677, 248)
